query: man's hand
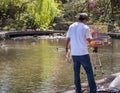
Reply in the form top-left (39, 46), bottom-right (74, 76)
top-left (66, 37), bottom-right (71, 63)
top-left (66, 49), bottom-right (72, 63)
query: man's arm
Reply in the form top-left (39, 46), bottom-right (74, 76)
top-left (86, 38), bottom-right (94, 47)
top-left (86, 38), bottom-right (92, 43)
top-left (66, 37), bottom-right (70, 52)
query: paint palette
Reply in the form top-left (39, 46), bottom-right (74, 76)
top-left (89, 24), bottom-right (112, 47)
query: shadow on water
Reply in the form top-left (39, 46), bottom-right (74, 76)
top-left (0, 37), bottom-right (120, 93)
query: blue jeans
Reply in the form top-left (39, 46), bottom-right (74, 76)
top-left (72, 54), bottom-right (97, 93)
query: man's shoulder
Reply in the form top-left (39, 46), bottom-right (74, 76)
top-left (83, 24), bottom-right (89, 29)
top-left (69, 22), bottom-right (79, 27)
top-left (81, 24), bottom-right (89, 31)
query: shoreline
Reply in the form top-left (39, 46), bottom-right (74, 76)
top-left (57, 72), bottom-right (120, 93)
top-left (0, 31), bottom-right (120, 40)
top-left (108, 32), bottom-right (120, 39)
top-left (0, 30), bottom-right (66, 40)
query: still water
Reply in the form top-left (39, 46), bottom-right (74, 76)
top-left (0, 37), bottom-right (120, 93)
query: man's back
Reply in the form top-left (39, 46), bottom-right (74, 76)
top-left (67, 22), bottom-right (91, 56)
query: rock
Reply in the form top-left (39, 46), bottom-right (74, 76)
top-left (58, 72), bottom-right (120, 93)
top-left (109, 74), bottom-right (120, 91)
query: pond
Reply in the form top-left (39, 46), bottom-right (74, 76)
top-left (0, 37), bottom-right (120, 93)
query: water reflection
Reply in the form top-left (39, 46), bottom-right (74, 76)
top-left (0, 38), bottom-right (120, 93)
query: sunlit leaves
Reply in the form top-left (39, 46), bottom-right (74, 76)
top-left (0, 0), bottom-right (59, 30)
top-left (27, 0), bottom-right (58, 30)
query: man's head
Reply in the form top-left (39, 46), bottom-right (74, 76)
top-left (79, 13), bottom-right (89, 24)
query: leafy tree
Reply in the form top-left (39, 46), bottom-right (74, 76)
top-left (0, 0), bottom-right (59, 30)
top-left (26, 0), bottom-right (59, 30)
top-left (53, 0), bottom-right (120, 30)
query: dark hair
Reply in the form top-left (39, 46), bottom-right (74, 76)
top-left (78, 13), bottom-right (89, 21)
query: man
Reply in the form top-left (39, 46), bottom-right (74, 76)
top-left (66, 13), bottom-right (97, 93)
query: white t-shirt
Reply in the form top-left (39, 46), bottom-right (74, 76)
top-left (66, 22), bottom-right (92, 56)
